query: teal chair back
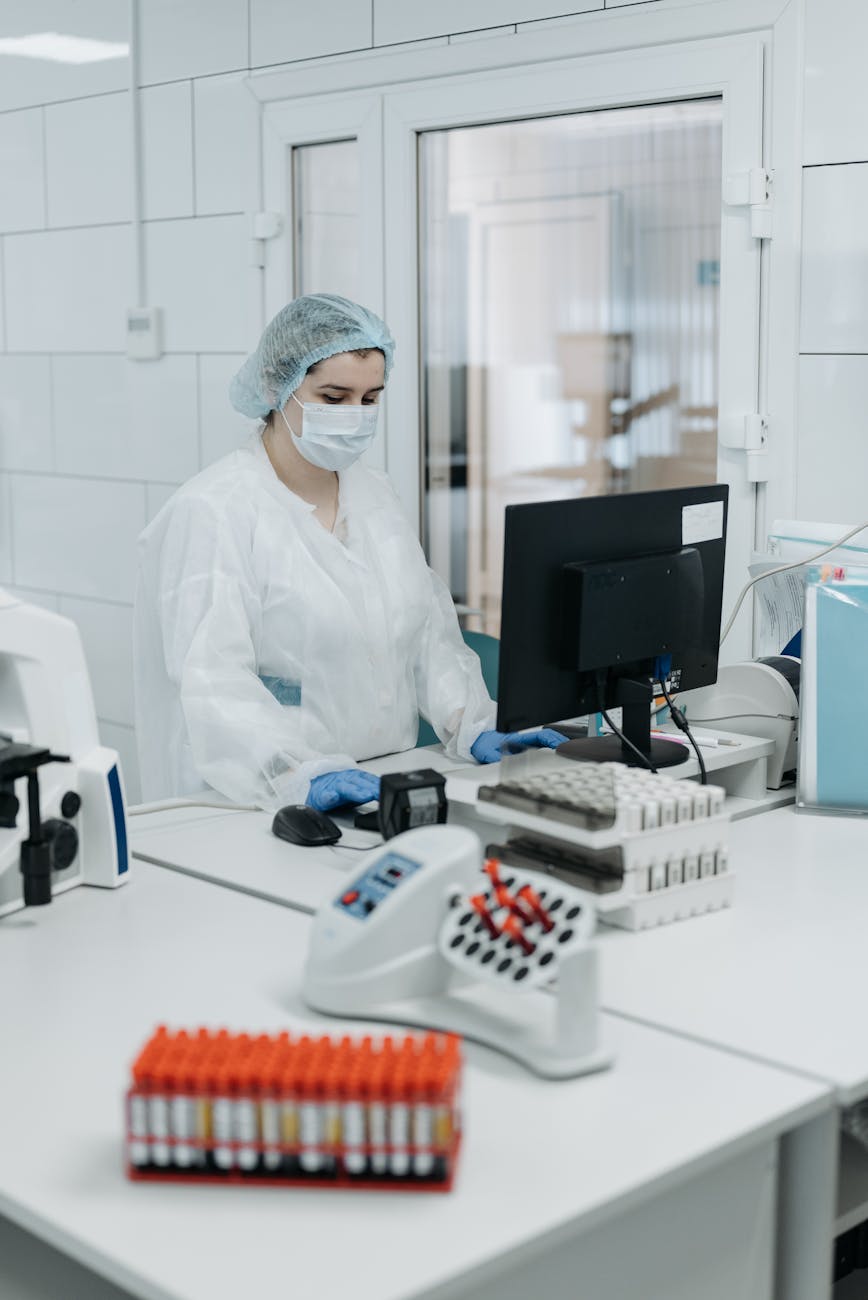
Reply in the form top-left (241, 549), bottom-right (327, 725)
top-left (416, 630), bottom-right (500, 747)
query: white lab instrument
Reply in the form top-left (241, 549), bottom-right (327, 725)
top-left (303, 824), bottom-right (612, 1080)
top-left (472, 757), bottom-right (732, 931)
top-left (0, 590), bottom-right (129, 916)
top-left (679, 660), bottom-right (799, 789)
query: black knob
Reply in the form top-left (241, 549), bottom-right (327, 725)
top-left (0, 789), bottom-right (19, 830)
top-left (43, 819), bottom-right (79, 872)
top-left (60, 791), bottom-right (82, 819)
top-left (21, 840), bottom-right (52, 906)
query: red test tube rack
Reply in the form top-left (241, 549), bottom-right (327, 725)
top-left (125, 1026), bottom-right (462, 1191)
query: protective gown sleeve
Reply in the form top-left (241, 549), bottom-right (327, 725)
top-left (412, 566), bottom-right (497, 760)
top-left (155, 495), bottom-right (357, 809)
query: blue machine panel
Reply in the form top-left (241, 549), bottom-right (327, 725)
top-left (335, 851), bottom-right (422, 920)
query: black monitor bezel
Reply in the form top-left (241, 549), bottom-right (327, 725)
top-left (495, 483), bottom-right (729, 733)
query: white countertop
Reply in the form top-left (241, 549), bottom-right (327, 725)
top-left (598, 804), bottom-right (868, 1104)
top-left (0, 861), bottom-right (829, 1300)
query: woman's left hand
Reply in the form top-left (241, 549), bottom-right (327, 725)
top-left (470, 728), bottom-right (567, 765)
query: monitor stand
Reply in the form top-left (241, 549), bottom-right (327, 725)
top-left (555, 676), bottom-right (688, 769)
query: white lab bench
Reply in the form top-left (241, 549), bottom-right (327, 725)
top-left (596, 804), bottom-right (868, 1252)
top-left (127, 753), bottom-right (868, 1298)
top-left (0, 861), bottom-right (830, 1300)
top-left (127, 736), bottom-right (793, 916)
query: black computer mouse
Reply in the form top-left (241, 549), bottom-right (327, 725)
top-left (271, 805), bottom-right (342, 847)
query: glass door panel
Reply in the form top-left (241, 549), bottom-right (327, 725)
top-left (292, 139), bottom-right (360, 298)
top-left (419, 99), bottom-right (723, 634)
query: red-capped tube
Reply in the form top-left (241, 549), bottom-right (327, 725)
top-left (469, 893), bottom-right (500, 938)
top-left (502, 913), bottom-right (535, 956)
top-left (517, 882), bottom-right (555, 932)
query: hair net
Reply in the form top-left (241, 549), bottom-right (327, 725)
top-left (229, 293), bottom-right (395, 419)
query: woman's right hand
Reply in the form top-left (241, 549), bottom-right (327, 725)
top-left (307, 770), bottom-right (381, 811)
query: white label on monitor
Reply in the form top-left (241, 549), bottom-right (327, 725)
top-left (682, 501), bottom-right (723, 545)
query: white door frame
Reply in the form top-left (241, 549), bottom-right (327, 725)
top-left (383, 34), bottom-right (764, 657)
top-left (260, 93), bottom-right (389, 469)
top-left (251, 1), bottom-right (805, 657)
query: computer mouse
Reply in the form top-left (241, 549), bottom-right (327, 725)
top-left (271, 805), bottom-right (342, 847)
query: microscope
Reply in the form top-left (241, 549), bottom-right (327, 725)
top-left (0, 589), bottom-right (130, 914)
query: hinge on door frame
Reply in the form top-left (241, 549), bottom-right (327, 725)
top-left (249, 210), bottom-right (283, 268)
top-left (720, 412), bottom-right (769, 483)
top-left (723, 168), bottom-right (773, 239)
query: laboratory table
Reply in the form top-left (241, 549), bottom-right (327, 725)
top-left (0, 862), bottom-right (831, 1300)
top-left (129, 777), bottom-right (868, 1298)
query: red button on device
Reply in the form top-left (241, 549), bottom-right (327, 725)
top-left (342, 890), bottom-right (360, 905)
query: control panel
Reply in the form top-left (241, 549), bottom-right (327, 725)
top-left (336, 851), bottom-right (423, 920)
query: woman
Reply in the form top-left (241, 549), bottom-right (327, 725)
top-left (134, 294), bottom-right (563, 811)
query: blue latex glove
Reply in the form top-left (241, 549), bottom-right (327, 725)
top-left (307, 769), bottom-right (381, 812)
top-left (470, 728), bottom-right (568, 765)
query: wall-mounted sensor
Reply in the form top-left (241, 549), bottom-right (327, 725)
top-left (126, 307), bottom-right (163, 360)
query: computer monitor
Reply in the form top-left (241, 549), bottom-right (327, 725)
top-left (496, 484), bottom-right (729, 768)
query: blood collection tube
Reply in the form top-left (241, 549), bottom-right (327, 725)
top-left (483, 856), bottom-right (502, 886)
top-left (412, 1036), bottom-right (437, 1178)
top-left (342, 1069), bottom-right (366, 1176)
top-left (261, 1034), bottom-right (285, 1172)
top-left (435, 1036), bottom-right (461, 1180)
top-left (389, 1039), bottom-right (416, 1177)
top-left (516, 883), bottom-right (554, 932)
top-left (299, 1040), bottom-right (324, 1173)
top-left (280, 1038), bottom-right (303, 1174)
top-left (501, 913), bottom-right (535, 956)
top-left (147, 1046), bottom-right (171, 1168)
top-left (388, 1068), bottom-right (410, 1178)
top-left (469, 893), bottom-right (500, 939)
top-left (212, 1064), bottom-right (235, 1171)
top-left (341, 1038), bottom-right (367, 1176)
top-left (234, 1038), bottom-right (260, 1172)
top-left (320, 1038), bottom-right (340, 1175)
top-left (196, 1031), bottom-right (220, 1169)
top-left (169, 1032), bottom-right (195, 1169)
top-left (368, 1046), bottom-right (389, 1175)
top-left (188, 1030), bottom-right (209, 1168)
top-left (128, 1049), bottom-right (152, 1167)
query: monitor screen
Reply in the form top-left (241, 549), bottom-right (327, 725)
top-left (496, 484), bottom-right (729, 761)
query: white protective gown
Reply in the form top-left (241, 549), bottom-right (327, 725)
top-left (133, 432), bottom-right (496, 808)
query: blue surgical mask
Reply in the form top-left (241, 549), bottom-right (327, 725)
top-left (280, 393), bottom-right (379, 471)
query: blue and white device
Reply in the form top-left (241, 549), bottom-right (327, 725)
top-left (0, 592), bottom-right (130, 917)
top-left (303, 825), bottom-right (613, 1080)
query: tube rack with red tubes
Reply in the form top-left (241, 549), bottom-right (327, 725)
top-left (125, 1026), bottom-right (462, 1191)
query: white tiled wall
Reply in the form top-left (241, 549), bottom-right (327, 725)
top-left (250, 0), bottom-right (373, 66)
top-left (0, 110), bottom-right (46, 232)
top-left (796, 0), bottom-right (868, 537)
top-left (374, 0), bottom-right (597, 44)
top-left (800, 164), bottom-right (868, 354)
top-left (145, 216), bottom-right (253, 351)
top-left (5, 226), bottom-right (132, 352)
top-left (0, 0), bottom-right (129, 113)
top-left (52, 354), bottom-right (199, 482)
top-left (797, 355), bottom-right (868, 520)
top-left (0, 356), bottom-right (53, 472)
top-left (803, 0), bottom-right (868, 167)
top-left (142, 82), bottom-right (195, 220)
top-left (10, 475), bottom-right (146, 601)
top-left (192, 74), bottom-right (258, 216)
top-left (45, 93), bottom-right (131, 227)
top-left (136, 0), bottom-right (249, 85)
top-left (0, 0), bottom-right (850, 806)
